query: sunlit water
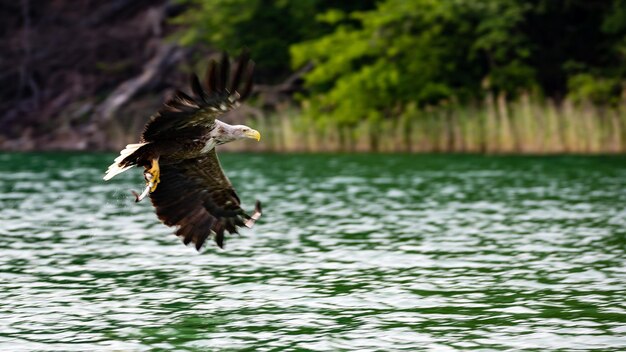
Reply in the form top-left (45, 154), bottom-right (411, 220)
top-left (0, 152), bottom-right (625, 351)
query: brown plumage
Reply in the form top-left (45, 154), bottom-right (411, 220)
top-left (141, 51), bottom-right (253, 144)
top-left (103, 51), bottom-right (262, 250)
top-left (151, 149), bottom-right (261, 250)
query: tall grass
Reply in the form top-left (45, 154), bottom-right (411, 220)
top-left (234, 94), bottom-right (626, 154)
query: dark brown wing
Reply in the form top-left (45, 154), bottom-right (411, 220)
top-left (149, 149), bottom-right (261, 250)
top-left (142, 50), bottom-right (255, 142)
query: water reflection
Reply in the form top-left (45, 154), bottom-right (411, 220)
top-left (0, 153), bottom-right (625, 350)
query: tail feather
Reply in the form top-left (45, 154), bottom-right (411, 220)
top-left (103, 142), bottom-right (149, 180)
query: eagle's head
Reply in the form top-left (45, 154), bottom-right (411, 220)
top-left (213, 120), bottom-right (261, 145)
top-left (234, 125), bottom-right (261, 141)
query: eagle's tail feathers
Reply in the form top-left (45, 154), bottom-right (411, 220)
top-left (103, 142), bottom-right (149, 180)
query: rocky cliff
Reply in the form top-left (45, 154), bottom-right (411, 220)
top-left (0, 0), bottom-right (195, 150)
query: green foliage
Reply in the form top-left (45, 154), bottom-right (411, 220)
top-left (602, 0), bottom-right (626, 34)
top-left (172, 0), bottom-right (375, 83)
top-left (174, 0), bottom-right (625, 128)
top-left (602, 0), bottom-right (626, 79)
top-left (290, 0), bottom-right (625, 126)
top-left (291, 0), bottom-right (534, 125)
top-left (567, 74), bottom-right (623, 106)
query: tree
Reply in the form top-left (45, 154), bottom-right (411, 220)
top-left (173, 0), bottom-right (376, 83)
top-left (291, 0), bottom-right (532, 127)
top-left (291, 0), bottom-right (626, 126)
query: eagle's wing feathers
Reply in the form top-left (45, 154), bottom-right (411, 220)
top-left (149, 149), bottom-right (260, 250)
top-left (142, 51), bottom-right (254, 142)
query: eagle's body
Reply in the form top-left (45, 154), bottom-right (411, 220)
top-left (103, 52), bottom-right (261, 250)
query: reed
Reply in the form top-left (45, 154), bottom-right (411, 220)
top-left (235, 95), bottom-right (626, 154)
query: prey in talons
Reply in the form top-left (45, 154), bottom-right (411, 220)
top-left (131, 169), bottom-right (157, 203)
top-left (243, 200), bottom-right (262, 228)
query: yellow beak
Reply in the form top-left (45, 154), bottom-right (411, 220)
top-left (244, 129), bottom-right (261, 141)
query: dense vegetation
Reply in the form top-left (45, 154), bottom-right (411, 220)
top-left (173, 0), bottom-right (626, 152)
top-left (178, 1), bottom-right (624, 105)
top-left (1, 0), bottom-right (624, 152)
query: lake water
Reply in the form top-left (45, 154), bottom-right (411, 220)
top-left (0, 152), bottom-right (625, 351)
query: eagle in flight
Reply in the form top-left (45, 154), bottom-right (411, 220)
top-left (103, 51), bottom-right (262, 250)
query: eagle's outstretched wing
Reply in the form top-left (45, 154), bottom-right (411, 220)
top-left (142, 51), bottom-right (255, 142)
top-left (149, 148), bottom-right (261, 250)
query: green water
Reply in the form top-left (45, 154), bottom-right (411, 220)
top-left (0, 153), bottom-right (625, 351)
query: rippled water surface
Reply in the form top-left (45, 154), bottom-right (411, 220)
top-left (0, 152), bottom-right (625, 351)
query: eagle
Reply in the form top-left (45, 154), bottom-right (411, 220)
top-left (103, 51), bottom-right (262, 250)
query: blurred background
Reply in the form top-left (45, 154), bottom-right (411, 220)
top-left (1, 0), bottom-right (625, 153)
top-left (2, 2), bottom-right (626, 350)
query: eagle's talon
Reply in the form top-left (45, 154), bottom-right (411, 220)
top-left (146, 158), bottom-right (160, 193)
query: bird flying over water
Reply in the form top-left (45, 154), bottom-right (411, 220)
top-left (103, 51), bottom-right (262, 250)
